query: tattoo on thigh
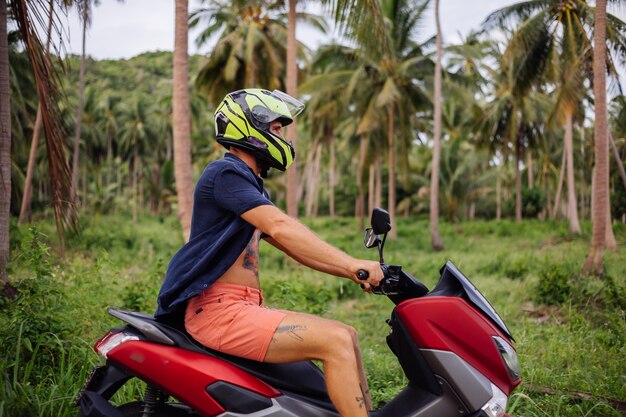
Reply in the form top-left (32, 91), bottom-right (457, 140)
top-left (273, 324), bottom-right (307, 342)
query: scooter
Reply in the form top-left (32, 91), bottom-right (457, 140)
top-left (75, 208), bottom-right (521, 417)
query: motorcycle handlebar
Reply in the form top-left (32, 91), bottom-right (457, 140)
top-left (356, 270), bottom-right (369, 280)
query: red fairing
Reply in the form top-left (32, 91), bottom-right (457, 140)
top-left (396, 297), bottom-right (520, 395)
top-left (107, 340), bottom-right (280, 417)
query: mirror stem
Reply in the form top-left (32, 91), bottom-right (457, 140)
top-left (378, 234), bottom-right (387, 263)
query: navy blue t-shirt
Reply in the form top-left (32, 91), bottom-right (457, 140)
top-left (155, 153), bottom-right (273, 320)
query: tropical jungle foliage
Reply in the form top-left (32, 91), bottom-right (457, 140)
top-left (2, 0), bottom-right (626, 416)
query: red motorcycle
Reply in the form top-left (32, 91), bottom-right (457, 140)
top-left (76, 208), bottom-right (521, 417)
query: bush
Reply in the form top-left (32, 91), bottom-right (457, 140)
top-left (263, 276), bottom-right (335, 315)
top-left (533, 260), bottom-right (574, 305)
top-left (522, 187), bottom-right (546, 218)
top-left (121, 259), bottom-right (164, 312)
top-left (479, 252), bottom-right (532, 280)
top-left (0, 228), bottom-right (72, 377)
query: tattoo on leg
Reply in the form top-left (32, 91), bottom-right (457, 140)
top-left (356, 396), bottom-right (365, 408)
top-left (274, 324), bottom-right (307, 342)
top-left (357, 383), bottom-right (368, 409)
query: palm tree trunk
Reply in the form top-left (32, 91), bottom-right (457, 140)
top-left (430, 0), bottom-right (443, 249)
top-left (551, 150), bottom-right (566, 219)
top-left (173, 0), bottom-right (194, 241)
top-left (564, 112), bottom-right (581, 233)
top-left (133, 141), bottom-right (138, 223)
top-left (305, 142), bottom-right (320, 217)
top-left (526, 151), bottom-right (533, 188)
top-left (605, 190), bottom-right (616, 251)
top-left (82, 166), bottom-right (87, 206)
top-left (312, 145), bottom-right (322, 217)
top-left (71, 13), bottom-right (88, 204)
top-left (285, 0), bottom-right (298, 218)
top-left (609, 132), bottom-right (626, 191)
top-left (496, 172), bottom-right (501, 220)
top-left (300, 137), bottom-right (318, 205)
top-left (388, 104), bottom-right (397, 239)
top-left (368, 164), bottom-right (375, 215)
top-left (329, 130), bottom-right (335, 218)
top-left (151, 164), bottom-right (160, 216)
top-left (584, 0), bottom-right (609, 275)
top-left (375, 154), bottom-right (382, 208)
top-left (19, 0), bottom-right (53, 224)
top-left (358, 135), bottom-right (368, 230)
top-left (515, 135), bottom-right (522, 223)
top-left (1, 0), bottom-right (12, 284)
top-left (19, 107), bottom-right (42, 223)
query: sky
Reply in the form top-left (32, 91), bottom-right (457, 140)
top-left (61, 0), bottom-right (625, 86)
top-left (61, 0), bottom-right (509, 58)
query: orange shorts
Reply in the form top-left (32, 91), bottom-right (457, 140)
top-left (184, 282), bottom-right (289, 362)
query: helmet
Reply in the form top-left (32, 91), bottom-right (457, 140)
top-left (214, 89), bottom-right (304, 172)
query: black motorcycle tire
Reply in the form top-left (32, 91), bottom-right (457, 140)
top-left (116, 401), bottom-right (196, 416)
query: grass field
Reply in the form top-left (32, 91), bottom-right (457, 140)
top-left (1, 214), bottom-right (624, 417)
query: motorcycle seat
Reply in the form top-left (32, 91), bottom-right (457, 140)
top-left (112, 309), bottom-right (334, 409)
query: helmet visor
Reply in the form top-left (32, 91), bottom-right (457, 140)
top-left (272, 90), bottom-right (305, 118)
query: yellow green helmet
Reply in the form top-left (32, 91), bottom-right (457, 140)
top-left (214, 89), bottom-right (304, 171)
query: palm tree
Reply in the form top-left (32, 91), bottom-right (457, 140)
top-left (583, 0), bottom-right (609, 275)
top-left (173, 0), bottom-right (194, 242)
top-left (484, 0), bottom-right (626, 233)
top-left (481, 44), bottom-right (540, 222)
top-left (284, 0), bottom-right (387, 218)
top-left (352, 0), bottom-right (431, 237)
top-left (430, 0), bottom-right (443, 250)
top-left (18, 0), bottom-right (54, 224)
top-left (2, 0), bottom-right (77, 282)
top-left (438, 138), bottom-right (492, 222)
top-left (300, 44), bottom-right (361, 217)
top-left (119, 98), bottom-right (154, 222)
top-left (192, 0), bottom-right (302, 104)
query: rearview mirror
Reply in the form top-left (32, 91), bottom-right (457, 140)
top-left (364, 228), bottom-right (379, 248)
top-left (371, 208), bottom-right (391, 235)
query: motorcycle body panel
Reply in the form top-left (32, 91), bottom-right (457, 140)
top-left (396, 296), bottom-right (519, 395)
top-left (106, 340), bottom-right (280, 416)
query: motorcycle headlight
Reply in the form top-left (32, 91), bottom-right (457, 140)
top-left (481, 383), bottom-right (508, 417)
top-left (493, 336), bottom-right (520, 380)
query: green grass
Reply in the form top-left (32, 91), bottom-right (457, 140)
top-left (1, 214), bottom-right (624, 416)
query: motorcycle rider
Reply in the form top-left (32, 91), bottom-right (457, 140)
top-left (156, 89), bottom-right (384, 417)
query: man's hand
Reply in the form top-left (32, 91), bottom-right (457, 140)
top-left (350, 260), bottom-right (384, 291)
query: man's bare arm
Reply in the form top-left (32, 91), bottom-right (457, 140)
top-left (241, 205), bottom-right (383, 286)
top-left (263, 236), bottom-right (348, 277)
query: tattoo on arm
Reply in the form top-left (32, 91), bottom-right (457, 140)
top-left (272, 324), bottom-right (307, 342)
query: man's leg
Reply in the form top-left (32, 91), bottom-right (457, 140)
top-left (263, 313), bottom-right (370, 417)
top-left (274, 311), bottom-right (372, 410)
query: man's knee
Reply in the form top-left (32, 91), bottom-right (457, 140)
top-left (324, 326), bottom-right (358, 362)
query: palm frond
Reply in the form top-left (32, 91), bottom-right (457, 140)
top-left (11, 0), bottom-right (78, 241)
top-left (482, 0), bottom-right (553, 30)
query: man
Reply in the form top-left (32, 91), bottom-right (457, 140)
top-left (156, 89), bottom-right (384, 417)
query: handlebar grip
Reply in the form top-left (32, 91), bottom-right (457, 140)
top-left (357, 270), bottom-right (369, 280)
